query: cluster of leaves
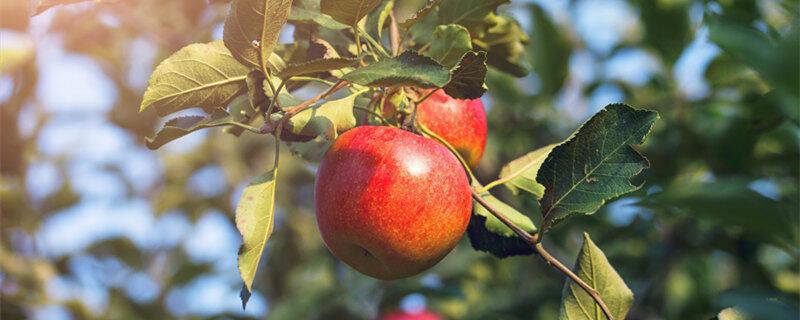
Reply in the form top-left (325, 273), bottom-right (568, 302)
top-left (2, 0), bottom-right (797, 319)
top-left (131, 0), bottom-right (665, 316)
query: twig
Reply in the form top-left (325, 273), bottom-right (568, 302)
top-left (389, 9), bottom-right (401, 55)
top-left (261, 80), bottom-right (349, 134)
top-left (469, 189), bottom-right (615, 320)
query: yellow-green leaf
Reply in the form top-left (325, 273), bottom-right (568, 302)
top-left (223, 0), bottom-right (293, 69)
top-left (497, 144), bottom-right (556, 198)
top-left (320, 0), bottom-right (382, 26)
top-left (140, 41), bottom-right (250, 116)
top-left (559, 233), bottom-right (634, 320)
top-left (236, 169), bottom-right (279, 308)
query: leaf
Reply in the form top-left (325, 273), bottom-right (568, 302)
top-left (140, 41), bottom-right (250, 116)
top-left (399, 0), bottom-right (439, 29)
top-left (475, 14), bottom-right (530, 77)
top-left (644, 179), bottom-right (799, 251)
top-left (289, 6), bottom-right (350, 30)
top-left (497, 144), bottom-right (557, 198)
top-left (708, 14), bottom-right (799, 98)
top-left (443, 51), bottom-right (488, 99)
top-left (365, 0), bottom-right (393, 39)
top-left (277, 57), bottom-right (359, 79)
top-left (342, 50), bottom-right (450, 88)
top-left (559, 233), bottom-right (634, 320)
top-left (427, 24), bottom-right (473, 69)
top-left (145, 109), bottom-right (241, 149)
top-left (437, 0), bottom-right (508, 27)
top-left (468, 192), bottom-right (536, 258)
top-left (716, 308), bottom-right (749, 320)
top-left (223, 0), bottom-right (293, 69)
top-left (285, 90), bottom-right (367, 139)
top-left (529, 4), bottom-right (570, 95)
top-left (320, 0), bottom-right (382, 26)
top-left (236, 169), bottom-right (279, 309)
top-left (537, 104), bottom-right (658, 231)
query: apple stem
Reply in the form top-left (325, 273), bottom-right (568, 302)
top-left (470, 189), bottom-right (615, 320)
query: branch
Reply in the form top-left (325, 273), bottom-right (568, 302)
top-left (469, 189), bottom-right (615, 320)
top-left (261, 80), bottom-right (349, 134)
top-left (389, 10), bottom-right (401, 55)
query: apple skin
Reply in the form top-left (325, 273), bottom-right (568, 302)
top-left (381, 309), bottom-right (442, 320)
top-left (314, 126), bottom-right (472, 280)
top-left (416, 90), bottom-right (487, 168)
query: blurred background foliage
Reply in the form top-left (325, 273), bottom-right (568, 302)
top-left (1, 0), bottom-right (798, 319)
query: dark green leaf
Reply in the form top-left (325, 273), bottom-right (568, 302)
top-left (529, 4), bottom-right (570, 95)
top-left (443, 51), bottom-right (488, 99)
top-left (236, 169), bottom-right (279, 309)
top-left (277, 57), bottom-right (359, 79)
top-left (559, 233), bottom-right (634, 320)
top-left (427, 24), bottom-right (473, 69)
top-left (320, 0), bottom-right (382, 26)
top-left (708, 14), bottom-right (799, 98)
top-left (342, 50), bottom-right (450, 88)
top-left (140, 41), bottom-right (250, 116)
top-left (538, 104), bottom-right (658, 231)
top-left (468, 191), bottom-right (536, 258)
top-left (497, 144), bottom-right (556, 197)
top-left (224, 0), bottom-right (293, 69)
top-left (645, 179), bottom-right (799, 251)
top-left (145, 109), bottom-right (241, 149)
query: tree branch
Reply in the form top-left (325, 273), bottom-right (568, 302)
top-left (469, 189), bottom-right (615, 320)
top-left (260, 80), bottom-right (349, 134)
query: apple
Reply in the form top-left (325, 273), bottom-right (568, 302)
top-left (416, 89), bottom-right (487, 168)
top-left (314, 126), bottom-right (472, 280)
top-left (381, 309), bottom-right (442, 320)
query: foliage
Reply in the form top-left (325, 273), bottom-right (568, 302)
top-left (1, 0), bottom-right (798, 319)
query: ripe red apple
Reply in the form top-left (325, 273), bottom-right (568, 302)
top-left (381, 309), bottom-right (442, 320)
top-left (314, 126), bottom-right (472, 280)
top-left (416, 90), bottom-right (487, 168)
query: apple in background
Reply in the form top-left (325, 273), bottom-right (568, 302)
top-left (416, 89), bottom-right (487, 168)
top-left (314, 126), bottom-right (472, 280)
top-left (381, 309), bottom-right (442, 320)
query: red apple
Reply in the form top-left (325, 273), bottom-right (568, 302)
top-left (314, 126), bottom-right (472, 280)
top-left (381, 309), bottom-right (442, 320)
top-left (416, 90), bottom-right (487, 167)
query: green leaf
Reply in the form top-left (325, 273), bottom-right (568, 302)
top-left (399, 0), bottom-right (439, 29)
top-left (287, 135), bottom-right (333, 162)
top-left (443, 51), bottom-right (488, 99)
top-left (716, 308), bottom-right (749, 320)
top-left (223, 0), bottom-right (293, 69)
top-left (537, 104), bottom-right (658, 231)
top-left (497, 144), bottom-right (556, 198)
top-left (342, 50), bottom-right (450, 88)
top-left (437, 0), bottom-right (508, 27)
top-left (468, 191), bottom-right (536, 258)
top-left (320, 0), bottom-right (382, 26)
top-left (145, 109), bottom-right (243, 149)
top-left (475, 14), bottom-right (530, 77)
top-left (285, 89), bottom-right (367, 139)
top-left (529, 4), bottom-right (570, 95)
top-left (365, 0), bottom-right (393, 40)
top-left (427, 24), bottom-right (472, 69)
top-left (140, 41), bottom-right (250, 116)
top-left (644, 179), bottom-right (799, 251)
top-left (236, 169), bottom-right (279, 308)
top-left (289, 6), bottom-right (350, 30)
top-left (277, 57), bottom-right (359, 79)
top-left (559, 233), bottom-right (634, 320)
top-left (708, 14), bottom-right (799, 98)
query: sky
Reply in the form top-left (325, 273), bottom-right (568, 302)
top-left (3, 0), bottom-right (724, 318)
